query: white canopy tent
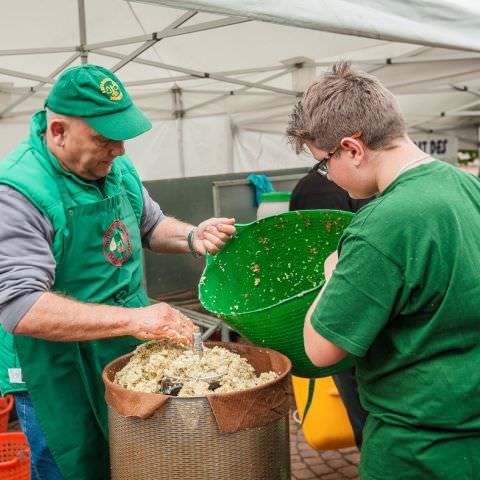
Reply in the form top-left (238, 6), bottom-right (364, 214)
top-left (1, 0), bottom-right (479, 179)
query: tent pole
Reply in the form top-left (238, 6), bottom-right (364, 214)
top-left (110, 10), bottom-right (197, 72)
top-left (173, 86), bottom-right (186, 177)
top-left (84, 16), bottom-right (245, 51)
top-left (387, 67), bottom-right (480, 90)
top-left (411, 125), bottom-right (479, 148)
top-left (0, 52), bottom-right (81, 117)
top-left (96, 47), bottom-right (298, 95)
top-left (0, 47), bottom-right (77, 56)
top-left (0, 68), bottom-right (54, 84)
top-left (94, 48), bottom-right (287, 77)
top-left (443, 111), bottom-right (480, 117)
top-left (111, 39), bottom-right (159, 72)
top-left (445, 98), bottom-right (480, 115)
top-left (123, 67), bottom-right (297, 95)
top-left (78, 0), bottom-right (88, 64)
top-left (177, 117), bottom-right (185, 177)
top-left (183, 68), bottom-right (294, 114)
top-left (406, 84), bottom-right (480, 131)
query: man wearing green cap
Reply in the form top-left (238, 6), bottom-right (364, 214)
top-left (0, 64), bottom-right (235, 480)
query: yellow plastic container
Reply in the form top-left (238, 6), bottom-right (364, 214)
top-left (292, 375), bottom-right (355, 450)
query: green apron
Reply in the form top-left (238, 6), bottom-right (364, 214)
top-left (14, 172), bottom-right (148, 480)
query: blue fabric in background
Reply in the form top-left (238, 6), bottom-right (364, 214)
top-left (247, 174), bottom-right (275, 206)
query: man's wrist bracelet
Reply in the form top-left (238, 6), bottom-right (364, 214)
top-left (187, 227), bottom-right (201, 257)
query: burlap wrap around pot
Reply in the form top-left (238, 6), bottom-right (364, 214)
top-left (103, 342), bottom-right (292, 480)
top-left (103, 342), bottom-right (291, 432)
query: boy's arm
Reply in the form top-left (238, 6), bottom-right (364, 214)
top-left (304, 251), bottom-right (348, 366)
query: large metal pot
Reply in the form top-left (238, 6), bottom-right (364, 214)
top-left (103, 342), bottom-right (292, 480)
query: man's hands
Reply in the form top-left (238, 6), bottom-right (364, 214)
top-left (15, 293), bottom-right (196, 344)
top-left (148, 216), bottom-right (236, 256)
top-left (192, 217), bottom-right (236, 255)
top-left (131, 303), bottom-right (195, 344)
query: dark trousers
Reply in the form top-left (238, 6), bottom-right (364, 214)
top-left (332, 367), bottom-right (368, 449)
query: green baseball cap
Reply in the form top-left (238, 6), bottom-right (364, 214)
top-left (45, 64), bottom-right (152, 141)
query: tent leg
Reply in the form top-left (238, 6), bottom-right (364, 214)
top-left (173, 86), bottom-right (186, 176)
top-left (78, 0), bottom-right (88, 64)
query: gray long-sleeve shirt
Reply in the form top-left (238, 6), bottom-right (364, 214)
top-left (0, 184), bottom-right (164, 332)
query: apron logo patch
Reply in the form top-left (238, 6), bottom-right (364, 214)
top-left (103, 220), bottom-right (132, 266)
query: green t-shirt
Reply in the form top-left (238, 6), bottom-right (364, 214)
top-left (312, 160), bottom-right (480, 479)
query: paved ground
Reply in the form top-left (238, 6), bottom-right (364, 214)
top-left (290, 413), bottom-right (360, 480)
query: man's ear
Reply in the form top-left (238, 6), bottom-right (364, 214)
top-left (49, 119), bottom-right (67, 147)
top-left (340, 137), bottom-right (365, 166)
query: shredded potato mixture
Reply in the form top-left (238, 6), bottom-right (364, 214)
top-left (114, 339), bottom-right (278, 397)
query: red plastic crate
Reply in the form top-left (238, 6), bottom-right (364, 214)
top-left (0, 395), bottom-right (14, 433)
top-left (0, 432), bottom-right (30, 480)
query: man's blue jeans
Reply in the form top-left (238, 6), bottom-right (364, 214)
top-left (13, 392), bottom-right (63, 480)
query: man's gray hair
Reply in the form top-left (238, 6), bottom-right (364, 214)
top-left (286, 61), bottom-right (406, 154)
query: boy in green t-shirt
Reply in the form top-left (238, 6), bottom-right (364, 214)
top-left (287, 62), bottom-right (480, 480)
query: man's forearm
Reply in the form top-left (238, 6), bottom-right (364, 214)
top-left (14, 292), bottom-right (135, 341)
top-left (148, 217), bottom-right (192, 254)
top-left (13, 291), bottom-right (196, 344)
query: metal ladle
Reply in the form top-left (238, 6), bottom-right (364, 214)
top-left (160, 331), bottom-right (224, 395)
top-left (193, 331), bottom-right (204, 358)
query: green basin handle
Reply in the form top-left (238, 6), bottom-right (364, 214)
top-left (234, 223), bottom-right (249, 233)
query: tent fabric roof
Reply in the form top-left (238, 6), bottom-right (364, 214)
top-left (141, 0), bottom-right (480, 52)
top-left (0, 0), bottom-right (479, 149)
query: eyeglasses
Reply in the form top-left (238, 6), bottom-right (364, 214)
top-left (312, 144), bottom-right (342, 177)
top-left (311, 131), bottom-right (362, 177)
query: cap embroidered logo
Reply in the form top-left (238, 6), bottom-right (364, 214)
top-left (100, 77), bottom-right (123, 102)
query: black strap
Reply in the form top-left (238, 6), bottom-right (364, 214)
top-left (301, 378), bottom-right (316, 427)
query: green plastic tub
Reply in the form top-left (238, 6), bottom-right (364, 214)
top-left (199, 210), bottom-right (355, 378)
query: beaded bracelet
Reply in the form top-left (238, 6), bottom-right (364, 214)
top-left (187, 227), bottom-right (201, 257)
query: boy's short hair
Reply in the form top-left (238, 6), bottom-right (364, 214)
top-left (287, 61), bottom-right (406, 154)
